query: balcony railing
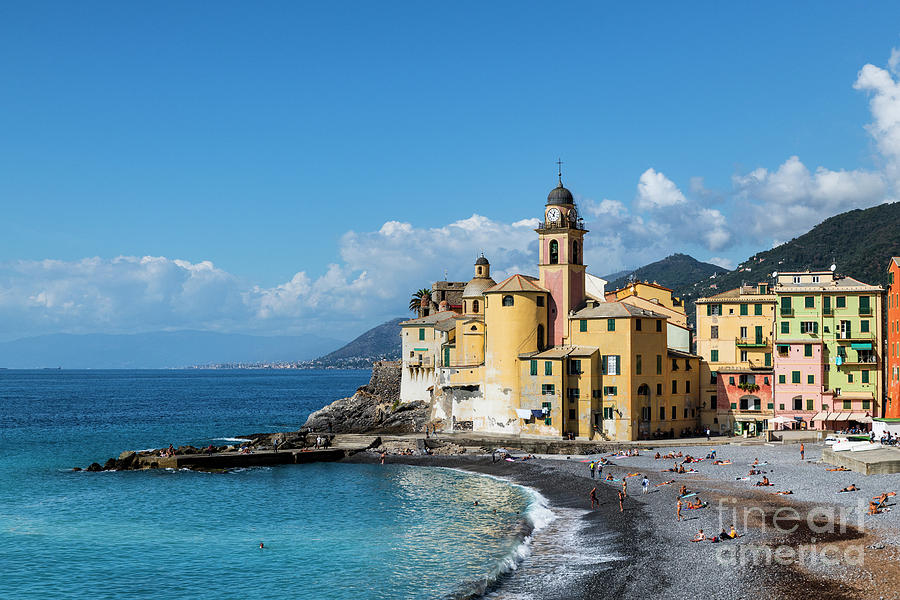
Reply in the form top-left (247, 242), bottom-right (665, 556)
top-left (836, 331), bottom-right (875, 341)
top-left (736, 336), bottom-right (770, 347)
top-left (405, 356), bottom-right (434, 368)
top-left (838, 355), bottom-right (879, 366)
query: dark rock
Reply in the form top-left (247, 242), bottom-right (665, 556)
top-left (103, 458), bottom-right (117, 470)
top-left (86, 462), bottom-right (102, 472)
top-left (72, 466), bottom-right (82, 471)
top-left (303, 362), bottom-right (427, 434)
top-left (114, 451), bottom-right (138, 470)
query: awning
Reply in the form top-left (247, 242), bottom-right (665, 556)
top-left (734, 415), bottom-right (765, 422)
top-left (848, 412), bottom-right (868, 421)
top-left (850, 343), bottom-right (872, 350)
top-left (829, 412), bottom-right (851, 421)
top-left (811, 412), bottom-right (828, 422)
top-left (857, 416), bottom-right (874, 423)
top-left (531, 409), bottom-right (545, 419)
top-left (515, 409), bottom-right (533, 419)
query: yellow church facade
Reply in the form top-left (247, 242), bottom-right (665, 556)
top-left (401, 176), bottom-right (702, 441)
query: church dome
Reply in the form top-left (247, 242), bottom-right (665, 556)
top-left (463, 276), bottom-right (496, 298)
top-left (475, 255), bottom-right (490, 266)
top-left (547, 182), bottom-right (573, 205)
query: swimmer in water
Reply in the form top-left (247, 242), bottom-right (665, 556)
top-left (259, 542), bottom-right (264, 549)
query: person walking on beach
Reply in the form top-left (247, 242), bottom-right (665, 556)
top-left (590, 487), bottom-right (598, 509)
top-left (273, 438), bottom-right (279, 454)
top-left (800, 443), bottom-right (805, 461)
top-left (706, 427), bottom-right (710, 441)
top-left (589, 461), bottom-right (596, 478)
top-left (617, 490), bottom-right (625, 512)
top-left (621, 479), bottom-right (627, 498)
top-left (676, 498), bottom-right (684, 521)
top-left (641, 475), bottom-right (649, 495)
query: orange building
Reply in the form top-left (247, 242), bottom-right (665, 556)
top-left (887, 257), bottom-right (900, 419)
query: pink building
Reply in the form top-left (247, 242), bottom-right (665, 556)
top-left (773, 342), bottom-right (827, 429)
top-left (716, 369), bottom-right (774, 435)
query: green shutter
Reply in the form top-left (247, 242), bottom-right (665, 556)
top-left (580, 319), bottom-right (587, 332)
top-left (804, 344), bottom-right (812, 357)
top-left (419, 328), bottom-right (425, 340)
top-left (615, 355), bottom-right (621, 375)
top-left (861, 320), bottom-right (870, 333)
top-left (764, 352), bottom-right (771, 367)
top-left (792, 371), bottom-right (801, 384)
top-left (805, 296), bottom-right (814, 309)
top-left (862, 369), bottom-right (870, 383)
top-left (545, 361), bottom-right (552, 376)
top-left (607, 318), bottom-right (615, 331)
top-left (754, 303), bottom-right (762, 316)
top-left (601, 355), bottom-right (607, 373)
top-left (740, 304), bottom-right (748, 316)
top-left (530, 359), bottom-right (537, 376)
top-left (808, 374), bottom-right (814, 384)
top-left (779, 374), bottom-right (786, 384)
top-left (781, 321), bottom-right (789, 334)
top-left (707, 304), bottom-right (712, 316)
top-left (711, 350), bottom-right (718, 362)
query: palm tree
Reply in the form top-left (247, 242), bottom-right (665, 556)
top-left (409, 288), bottom-right (432, 313)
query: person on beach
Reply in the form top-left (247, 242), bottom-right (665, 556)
top-left (706, 427), bottom-right (710, 441)
top-left (676, 498), bottom-right (684, 521)
top-left (642, 476), bottom-right (649, 494)
top-left (621, 479), bottom-right (627, 497)
top-left (838, 484), bottom-right (859, 493)
top-left (380, 451), bottom-right (386, 465)
top-left (617, 490), bottom-right (625, 512)
top-left (800, 443), bottom-right (805, 461)
top-left (729, 526), bottom-right (742, 539)
top-left (273, 439), bottom-right (279, 454)
top-left (589, 461), bottom-right (596, 478)
top-left (691, 529), bottom-right (706, 542)
top-left (719, 528), bottom-right (730, 540)
top-left (590, 487), bottom-right (598, 509)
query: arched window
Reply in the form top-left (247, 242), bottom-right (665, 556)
top-left (637, 384), bottom-right (651, 397)
top-left (477, 266), bottom-right (482, 275)
top-left (463, 301), bottom-right (467, 313)
top-left (572, 241), bottom-right (579, 265)
top-left (549, 240), bottom-right (559, 264)
top-left (502, 295), bottom-right (514, 307)
top-left (473, 299), bottom-right (479, 313)
top-left (537, 324), bottom-right (545, 351)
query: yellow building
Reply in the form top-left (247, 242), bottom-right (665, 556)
top-left (695, 283), bottom-right (776, 435)
top-left (403, 175), bottom-right (702, 440)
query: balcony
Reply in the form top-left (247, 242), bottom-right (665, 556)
top-left (836, 331), bottom-right (875, 341)
top-left (838, 354), bottom-right (879, 366)
top-left (405, 356), bottom-right (434, 368)
top-left (736, 336), bottom-right (771, 348)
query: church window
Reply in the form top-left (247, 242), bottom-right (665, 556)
top-left (473, 300), bottom-right (479, 313)
top-left (537, 296), bottom-right (544, 307)
top-left (477, 267), bottom-right (482, 275)
top-left (549, 240), bottom-right (559, 264)
top-left (537, 324), bottom-right (545, 351)
top-left (572, 241), bottom-right (579, 264)
top-left (502, 295), bottom-right (514, 307)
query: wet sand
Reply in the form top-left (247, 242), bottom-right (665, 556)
top-left (346, 442), bottom-right (900, 600)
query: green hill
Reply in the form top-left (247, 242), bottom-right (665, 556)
top-left (678, 201), bottom-right (900, 306)
top-left (606, 253), bottom-right (724, 293)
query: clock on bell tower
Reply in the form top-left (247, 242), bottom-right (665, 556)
top-left (536, 166), bottom-right (587, 347)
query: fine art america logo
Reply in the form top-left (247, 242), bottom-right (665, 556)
top-left (714, 498), bottom-right (868, 566)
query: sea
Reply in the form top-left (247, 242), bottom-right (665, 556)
top-left (0, 369), bottom-right (610, 600)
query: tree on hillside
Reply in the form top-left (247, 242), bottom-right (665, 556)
top-left (408, 288), bottom-right (432, 313)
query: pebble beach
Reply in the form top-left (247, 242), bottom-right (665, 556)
top-left (351, 440), bottom-right (900, 600)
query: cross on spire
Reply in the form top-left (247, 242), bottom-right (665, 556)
top-left (556, 158), bottom-right (563, 184)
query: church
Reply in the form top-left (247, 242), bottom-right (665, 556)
top-left (400, 174), bottom-right (702, 441)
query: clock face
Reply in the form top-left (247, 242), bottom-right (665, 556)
top-left (546, 208), bottom-right (561, 222)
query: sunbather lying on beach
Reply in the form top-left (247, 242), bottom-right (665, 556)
top-left (686, 498), bottom-right (706, 509)
top-left (826, 467), bottom-right (851, 471)
top-left (690, 529), bottom-right (706, 542)
top-left (868, 501), bottom-right (882, 515)
top-left (838, 484), bottom-right (859, 493)
top-left (656, 480), bottom-right (675, 487)
top-left (774, 490), bottom-right (793, 495)
top-left (713, 460), bottom-right (732, 465)
top-left (679, 485), bottom-right (688, 496)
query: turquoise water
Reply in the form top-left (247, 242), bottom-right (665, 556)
top-left (0, 370), bottom-right (539, 600)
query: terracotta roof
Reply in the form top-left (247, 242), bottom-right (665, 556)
top-left (484, 274), bottom-right (548, 294)
top-left (571, 301), bottom-right (668, 320)
top-left (891, 257), bottom-right (900, 269)
top-left (400, 310), bottom-right (458, 326)
top-left (519, 345), bottom-right (599, 360)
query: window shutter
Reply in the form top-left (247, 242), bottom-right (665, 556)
top-left (615, 355), bottom-right (621, 375)
top-left (601, 355), bottom-right (607, 374)
top-left (813, 322), bottom-right (819, 334)
top-left (707, 304), bottom-right (711, 316)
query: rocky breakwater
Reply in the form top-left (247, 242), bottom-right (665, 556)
top-left (302, 361), bottom-right (428, 434)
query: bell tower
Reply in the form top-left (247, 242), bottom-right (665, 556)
top-left (537, 163), bottom-right (587, 346)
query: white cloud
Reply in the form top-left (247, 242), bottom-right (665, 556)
top-left (707, 257), bottom-right (735, 270)
top-left (733, 155), bottom-right (886, 244)
top-left (855, 53), bottom-right (900, 189)
top-left (635, 168), bottom-right (687, 210)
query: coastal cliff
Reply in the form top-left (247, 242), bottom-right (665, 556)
top-left (302, 361), bottom-right (428, 434)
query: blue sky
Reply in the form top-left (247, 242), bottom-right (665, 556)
top-left (2, 2), bottom-right (900, 340)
